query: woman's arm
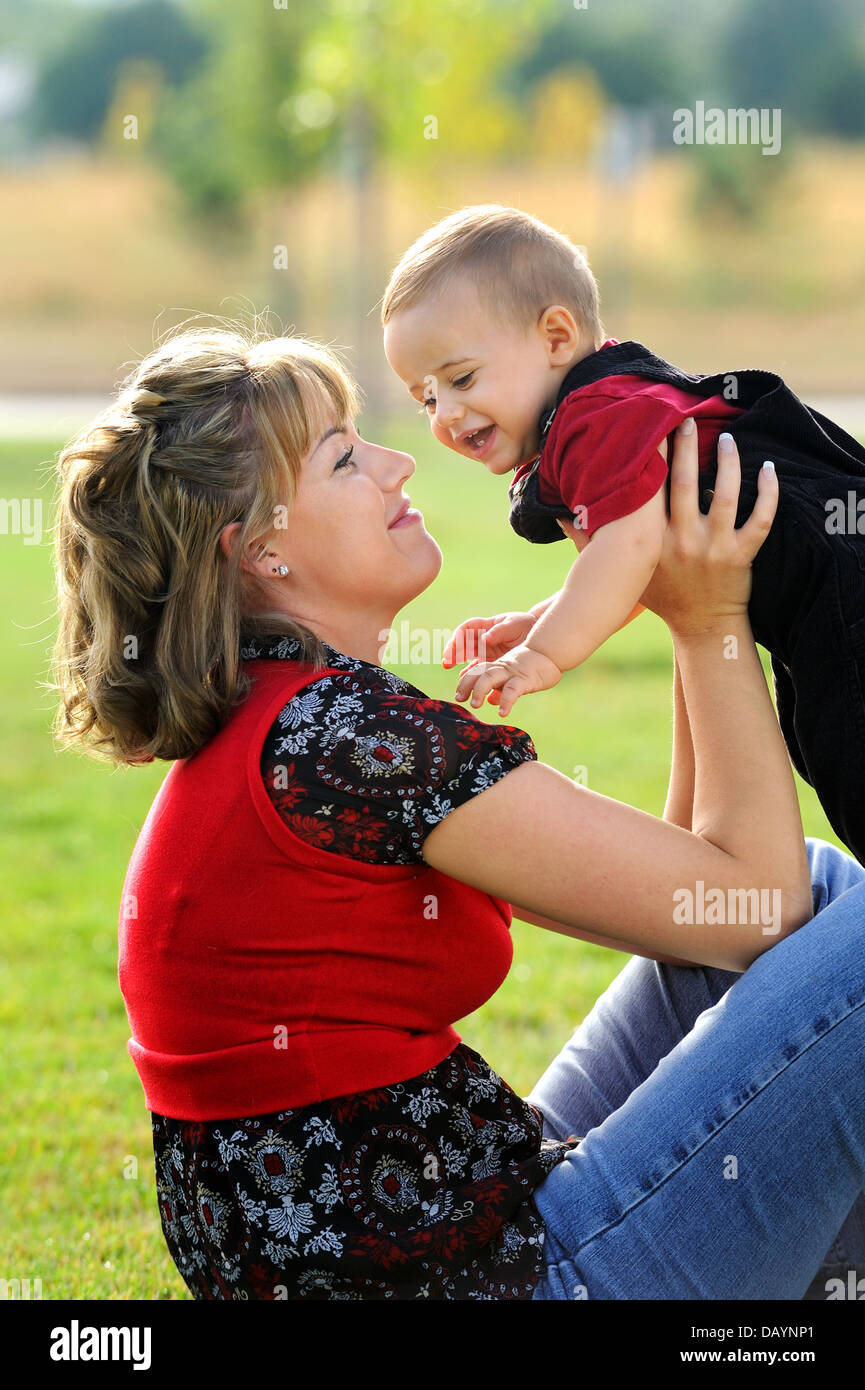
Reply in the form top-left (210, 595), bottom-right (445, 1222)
top-left (509, 901), bottom-right (705, 969)
top-left (508, 647), bottom-right (703, 969)
top-left (507, 649), bottom-right (704, 969)
top-left (663, 651), bottom-right (695, 831)
top-left (422, 427), bottom-right (813, 974)
top-left (422, 755), bottom-right (805, 974)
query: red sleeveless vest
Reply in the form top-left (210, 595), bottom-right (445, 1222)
top-left (118, 659), bottom-right (516, 1120)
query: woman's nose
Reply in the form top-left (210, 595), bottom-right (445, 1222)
top-left (372, 442), bottom-right (415, 486)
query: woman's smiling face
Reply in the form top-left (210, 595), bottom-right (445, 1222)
top-left (284, 415), bottom-right (441, 604)
top-left (224, 412), bottom-right (442, 663)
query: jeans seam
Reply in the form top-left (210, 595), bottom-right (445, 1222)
top-left (558, 990), bottom-right (865, 1259)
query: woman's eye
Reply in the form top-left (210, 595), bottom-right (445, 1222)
top-left (334, 445), bottom-right (355, 471)
top-left (453, 372), bottom-right (474, 389)
top-left (418, 397), bottom-right (436, 414)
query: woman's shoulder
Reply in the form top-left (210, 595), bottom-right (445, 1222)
top-left (243, 633), bottom-right (418, 703)
top-left (245, 634), bottom-right (536, 752)
top-left (250, 635), bottom-right (538, 864)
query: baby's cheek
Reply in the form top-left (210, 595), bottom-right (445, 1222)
top-left (431, 422), bottom-right (455, 451)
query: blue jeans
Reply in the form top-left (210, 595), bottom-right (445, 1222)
top-left (527, 838), bottom-right (865, 1300)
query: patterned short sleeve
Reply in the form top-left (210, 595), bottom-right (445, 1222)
top-left (259, 669), bottom-right (537, 866)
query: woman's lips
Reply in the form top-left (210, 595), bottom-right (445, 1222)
top-left (389, 507), bottom-right (422, 529)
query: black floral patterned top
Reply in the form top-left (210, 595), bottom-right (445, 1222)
top-left (150, 634), bottom-right (580, 1300)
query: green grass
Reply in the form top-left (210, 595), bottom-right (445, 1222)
top-left (0, 423), bottom-right (844, 1299)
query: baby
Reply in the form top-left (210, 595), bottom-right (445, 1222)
top-left (382, 204), bottom-right (865, 867)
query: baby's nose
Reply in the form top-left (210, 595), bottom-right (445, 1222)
top-left (434, 392), bottom-right (462, 428)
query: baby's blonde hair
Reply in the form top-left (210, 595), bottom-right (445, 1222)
top-left (381, 204), bottom-right (604, 344)
top-left (49, 321), bottom-right (359, 766)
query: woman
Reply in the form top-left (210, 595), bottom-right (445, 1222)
top-left (51, 324), bottom-right (865, 1300)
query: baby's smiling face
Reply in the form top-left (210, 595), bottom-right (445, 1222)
top-left (383, 277), bottom-right (585, 476)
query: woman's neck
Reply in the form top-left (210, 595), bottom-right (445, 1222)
top-left (300, 610), bottom-right (395, 668)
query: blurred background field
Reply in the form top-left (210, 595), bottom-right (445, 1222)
top-left (1, 0), bottom-right (863, 1299)
top-left (6, 141), bottom-right (865, 400)
top-left (3, 0), bottom-right (865, 403)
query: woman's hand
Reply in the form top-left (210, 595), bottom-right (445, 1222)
top-left (638, 421), bottom-right (778, 637)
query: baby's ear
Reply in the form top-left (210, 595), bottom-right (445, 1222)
top-left (539, 305), bottom-right (581, 362)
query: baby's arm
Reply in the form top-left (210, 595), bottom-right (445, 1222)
top-left (526, 482), bottom-right (667, 673)
top-left (527, 591), bottom-right (560, 620)
top-left (455, 482), bottom-right (667, 715)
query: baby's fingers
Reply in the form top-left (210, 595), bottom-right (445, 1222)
top-left (443, 618), bottom-right (493, 668)
top-left (482, 616), bottom-right (527, 656)
top-left (465, 665), bottom-right (509, 709)
top-left (483, 617), bottom-right (516, 646)
top-left (453, 662), bottom-right (484, 702)
top-left (496, 679), bottom-right (529, 719)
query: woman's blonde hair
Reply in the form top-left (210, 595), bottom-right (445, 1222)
top-left (50, 321), bottom-right (359, 767)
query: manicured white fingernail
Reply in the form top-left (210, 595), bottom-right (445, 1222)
top-left (680, 416), bottom-right (695, 434)
top-left (762, 460), bottom-right (776, 472)
top-left (718, 432), bottom-right (734, 451)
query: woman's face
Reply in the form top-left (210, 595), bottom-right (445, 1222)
top-left (238, 413), bottom-right (442, 660)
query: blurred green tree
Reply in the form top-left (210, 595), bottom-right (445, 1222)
top-left (153, 0), bottom-right (323, 222)
top-left (154, 0), bottom-right (554, 218)
top-left (506, 7), bottom-right (684, 109)
top-left (720, 0), bottom-right (865, 140)
top-left (152, 0), bottom-right (558, 410)
top-left (32, 0), bottom-right (206, 142)
top-left (289, 0), bottom-right (556, 406)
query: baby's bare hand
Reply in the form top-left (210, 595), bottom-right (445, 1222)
top-left (442, 611), bottom-right (537, 668)
top-left (454, 645), bottom-right (562, 718)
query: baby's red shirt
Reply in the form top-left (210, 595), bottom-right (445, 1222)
top-left (537, 340), bottom-right (745, 537)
